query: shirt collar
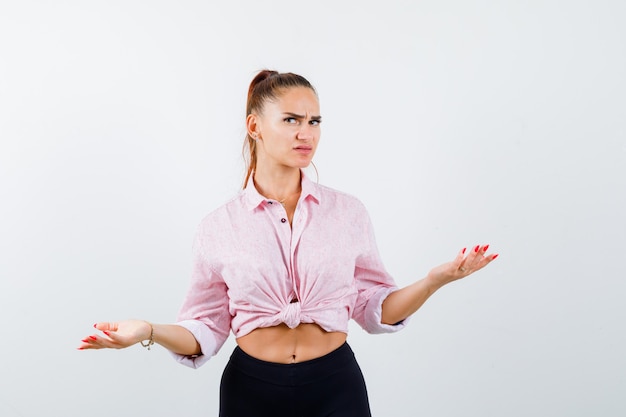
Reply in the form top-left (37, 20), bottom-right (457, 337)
top-left (243, 170), bottom-right (321, 211)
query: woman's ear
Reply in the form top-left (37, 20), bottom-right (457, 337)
top-left (246, 113), bottom-right (261, 140)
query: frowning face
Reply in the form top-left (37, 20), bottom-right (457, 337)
top-left (248, 86), bottom-right (321, 171)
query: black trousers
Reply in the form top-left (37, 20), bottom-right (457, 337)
top-left (219, 342), bottom-right (372, 417)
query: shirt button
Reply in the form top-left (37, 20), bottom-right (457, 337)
top-left (280, 218), bottom-right (287, 223)
top-left (268, 201), bottom-right (273, 204)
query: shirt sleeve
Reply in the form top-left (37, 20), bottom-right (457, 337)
top-left (351, 208), bottom-right (409, 334)
top-left (169, 230), bottom-right (232, 369)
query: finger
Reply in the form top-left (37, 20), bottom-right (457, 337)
top-left (465, 244), bottom-right (488, 267)
top-left (457, 244), bottom-right (480, 271)
top-left (473, 244), bottom-right (486, 256)
top-left (77, 338), bottom-right (94, 350)
top-left (101, 329), bottom-right (124, 344)
top-left (467, 244), bottom-right (482, 260)
top-left (477, 252), bottom-right (499, 269)
top-left (77, 335), bottom-right (103, 350)
top-left (455, 247), bottom-right (466, 263)
top-left (94, 322), bottom-right (119, 332)
top-left (460, 244), bottom-right (495, 273)
top-left (468, 248), bottom-right (499, 272)
top-left (85, 333), bottom-right (122, 349)
top-left (456, 247), bottom-right (468, 272)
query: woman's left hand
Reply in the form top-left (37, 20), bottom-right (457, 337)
top-left (427, 244), bottom-right (498, 289)
top-left (381, 244), bottom-right (499, 324)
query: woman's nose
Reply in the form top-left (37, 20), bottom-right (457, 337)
top-left (297, 124), bottom-right (314, 140)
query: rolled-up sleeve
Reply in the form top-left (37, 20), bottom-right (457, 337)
top-left (169, 231), bottom-right (232, 368)
top-left (351, 211), bottom-right (409, 334)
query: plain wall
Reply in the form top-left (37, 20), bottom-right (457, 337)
top-left (1, 1), bottom-right (624, 416)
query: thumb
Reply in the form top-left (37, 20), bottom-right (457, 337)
top-left (94, 322), bottom-right (119, 332)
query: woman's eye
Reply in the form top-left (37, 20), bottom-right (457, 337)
top-left (310, 119), bottom-right (321, 126)
top-left (284, 117), bottom-right (297, 124)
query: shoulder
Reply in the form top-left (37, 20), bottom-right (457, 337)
top-left (313, 182), bottom-right (370, 218)
top-left (196, 191), bottom-right (247, 231)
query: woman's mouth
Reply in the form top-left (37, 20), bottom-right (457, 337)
top-left (294, 146), bottom-right (313, 154)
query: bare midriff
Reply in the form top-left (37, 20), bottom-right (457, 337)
top-left (236, 323), bottom-right (347, 364)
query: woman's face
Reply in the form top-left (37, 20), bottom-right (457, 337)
top-left (249, 86), bottom-right (321, 171)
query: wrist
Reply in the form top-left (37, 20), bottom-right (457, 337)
top-left (423, 272), bottom-right (446, 293)
top-left (140, 321), bottom-right (155, 350)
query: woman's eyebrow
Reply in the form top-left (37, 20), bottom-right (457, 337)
top-left (282, 112), bottom-right (322, 120)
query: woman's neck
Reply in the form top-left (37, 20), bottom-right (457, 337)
top-left (253, 167), bottom-right (302, 202)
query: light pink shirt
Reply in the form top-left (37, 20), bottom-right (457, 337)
top-left (172, 173), bottom-right (407, 368)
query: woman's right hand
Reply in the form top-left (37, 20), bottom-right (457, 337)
top-left (78, 320), bottom-right (152, 350)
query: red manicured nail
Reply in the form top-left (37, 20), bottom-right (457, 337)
top-left (483, 244), bottom-right (489, 252)
top-left (474, 245), bottom-right (480, 253)
top-left (103, 331), bottom-right (110, 336)
top-left (89, 335), bottom-right (97, 341)
top-left (491, 254), bottom-right (499, 260)
top-left (81, 339), bottom-right (89, 343)
top-left (93, 323), bottom-right (97, 328)
top-left (462, 247), bottom-right (466, 254)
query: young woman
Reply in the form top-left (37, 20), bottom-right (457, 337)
top-left (78, 70), bottom-right (498, 416)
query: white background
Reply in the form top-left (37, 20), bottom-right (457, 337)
top-left (1, 1), bottom-right (624, 416)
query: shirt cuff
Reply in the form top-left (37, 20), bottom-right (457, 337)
top-left (169, 319), bottom-right (218, 369)
top-left (364, 287), bottom-right (410, 334)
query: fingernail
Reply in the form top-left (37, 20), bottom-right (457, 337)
top-left (81, 339), bottom-right (89, 343)
top-left (491, 254), bottom-right (499, 260)
top-left (77, 347), bottom-right (84, 350)
top-left (483, 244), bottom-right (490, 252)
top-left (89, 335), bottom-right (97, 341)
top-left (462, 247), bottom-right (466, 254)
top-left (93, 323), bottom-right (97, 328)
top-left (103, 331), bottom-right (110, 336)
top-left (474, 245), bottom-right (480, 253)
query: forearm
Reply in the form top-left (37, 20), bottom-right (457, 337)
top-left (381, 276), bottom-right (443, 325)
top-left (152, 323), bottom-right (202, 356)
